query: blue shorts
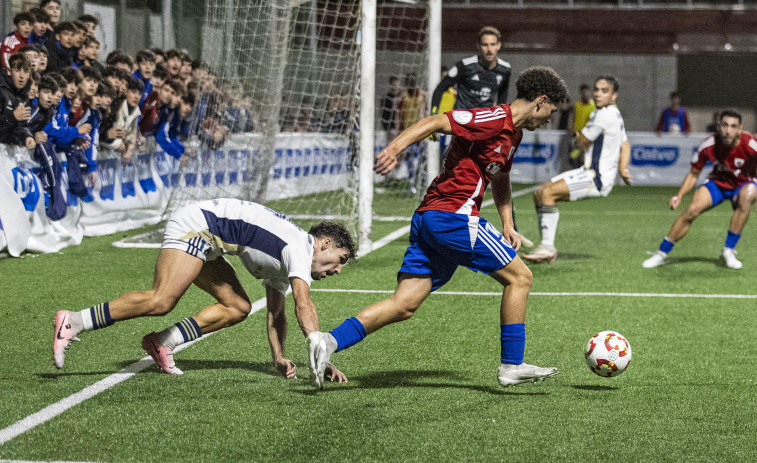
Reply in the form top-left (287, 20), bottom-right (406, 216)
top-left (399, 210), bottom-right (518, 291)
top-left (703, 180), bottom-right (757, 209)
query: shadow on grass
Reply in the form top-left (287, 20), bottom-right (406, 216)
top-left (553, 253), bottom-right (593, 261)
top-left (293, 369), bottom-right (550, 396)
top-left (662, 256), bottom-right (721, 267)
top-left (134, 359), bottom-right (277, 376)
top-left (38, 371), bottom-right (119, 379)
top-left (571, 384), bottom-right (618, 391)
top-left (40, 359), bottom-right (278, 378)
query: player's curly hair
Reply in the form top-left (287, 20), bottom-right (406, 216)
top-left (515, 66), bottom-right (568, 104)
top-left (309, 222), bottom-right (356, 260)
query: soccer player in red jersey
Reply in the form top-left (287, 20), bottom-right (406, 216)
top-left (308, 66), bottom-right (568, 388)
top-left (643, 110), bottom-right (757, 269)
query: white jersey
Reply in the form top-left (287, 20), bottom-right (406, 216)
top-left (162, 199), bottom-right (314, 295)
top-left (581, 104), bottom-right (627, 192)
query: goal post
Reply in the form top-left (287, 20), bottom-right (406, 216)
top-left (122, 0), bottom-right (441, 253)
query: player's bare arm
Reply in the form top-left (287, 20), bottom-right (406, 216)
top-left (670, 168), bottom-right (701, 210)
top-left (619, 140), bottom-right (632, 185)
top-left (574, 131), bottom-right (592, 153)
top-left (266, 285), bottom-right (296, 379)
top-left (375, 114), bottom-right (451, 174)
top-left (490, 170), bottom-right (521, 251)
top-left (290, 277), bottom-right (319, 336)
top-left (290, 276), bottom-right (348, 382)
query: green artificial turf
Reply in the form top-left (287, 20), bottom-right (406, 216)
top-left (1, 185), bottom-right (756, 462)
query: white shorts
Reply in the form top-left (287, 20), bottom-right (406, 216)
top-left (551, 168), bottom-right (613, 201)
top-left (161, 204), bottom-right (219, 262)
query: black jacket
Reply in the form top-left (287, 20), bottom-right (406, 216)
top-left (0, 72), bottom-right (30, 145)
top-left (45, 41), bottom-right (74, 73)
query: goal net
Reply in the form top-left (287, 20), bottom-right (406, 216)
top-left (125, 0), bottom-right (434, 250)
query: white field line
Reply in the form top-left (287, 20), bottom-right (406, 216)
top-left (311, 288), bottom-right (757, 299)
top-left (0, 297), bottom-right (268, 446)
top-left (1, 186), bottom-right (539, 447)
top-left (110, 185), bottom-right (539, 250)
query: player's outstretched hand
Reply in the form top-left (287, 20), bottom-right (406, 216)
top-left (275, 358), bottom-right (297, 379)
top-left (504, 228), bottom-right (521, 252)
top-left (325, 363), bottom-right (348, 383)
top-left (620, 168), bottom-right (633, 185)
top-left (669, 195), bottom-right (680, 210)
top-left (374, 148), bottom-right (398, 175)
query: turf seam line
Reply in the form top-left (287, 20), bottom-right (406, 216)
top-left (311, 288), bottom-right (757, 299)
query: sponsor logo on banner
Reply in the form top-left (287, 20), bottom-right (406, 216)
top-left (512, 143), bottom-right (557, 164)
top-left (12, 166), bottom-right (40, 211)
top-left (452, 111), bottom-right (473, 125)
top-left (631, 145), bottom-right (679, 166)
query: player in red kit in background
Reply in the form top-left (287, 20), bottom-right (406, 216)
top-left (643, 110), bottom-right (757, 269)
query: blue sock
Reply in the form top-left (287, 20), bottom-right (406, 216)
top-left (659, 237), bottom-right (675, 254)
top-left (329, 317), bottom-right (366, 352)
top-left (725, 230), bottom-right (741, 249)
top-left (175, 317), bottom-right (203, 343)
top-left (89, 302), bottom-right (114, 330)
top-left (500, 323), bottom-right (525, 365)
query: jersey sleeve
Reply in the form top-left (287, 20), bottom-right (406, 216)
top-left (691, 139), bottom-right (712, 171)
top-left (581, 109), bottom-right (608, 142)
top-left (283, 244), bottom-right (313, 286)
top-left (446, 106), bottom-right (507, 142)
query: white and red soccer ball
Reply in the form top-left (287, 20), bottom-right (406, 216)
top-left (585, 331), bottom-right (632, 377)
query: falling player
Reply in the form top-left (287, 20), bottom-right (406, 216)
top-left (524, 76), bottom-right (631, 263)
top-left (54, 199), bottom-right (354, 380)
top-left (643, 110), bottom-right (757, 269)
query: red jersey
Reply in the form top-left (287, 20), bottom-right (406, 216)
top-left (417, 104), bottom-right (522, 216)
top-left (1, 32), bottom-right (28, 68)
top-left (692, 131), bottom-right (757, 190)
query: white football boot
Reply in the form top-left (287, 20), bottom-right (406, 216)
top-left (722, 247), bottom-right (743, 269)
top-left (308, 331), bottom-right (338, 388)
top-left (523, 244), bottom-right (557, 263)
top-left (498, 362), bottom-right (558, 387)
top-left (642, 251), bottom-right (667, 268)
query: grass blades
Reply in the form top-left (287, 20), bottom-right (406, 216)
top-left (1, 185), bottom-right (756, 461)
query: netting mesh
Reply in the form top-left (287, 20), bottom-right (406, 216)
top-left (123, 0), bottom-right (430, 245)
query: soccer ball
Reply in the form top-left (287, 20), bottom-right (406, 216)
top-left (585, 331), bottom-right (632, 377)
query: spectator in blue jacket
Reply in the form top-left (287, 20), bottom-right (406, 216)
top-left (133, 49), bottom-right (155, 107)
top-left (28, 8), bottom-right (51, 48)
top-left (156, 91), bottom-right (194, 160)
top-left (46, 67), bottom-right (90, 151)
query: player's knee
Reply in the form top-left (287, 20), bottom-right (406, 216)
top-left (682, 207), bottom-right (702, 222)
top-left (516, 267), bottom-right (534, 290)
top-left (229, 301), bottom-right (252, 322)
top-left (149, 294), bottom-right (178, 316)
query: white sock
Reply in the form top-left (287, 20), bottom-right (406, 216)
top-left (77, 309), bottom-right (92, 332)
top-left (537, 206), bottom-right (559, 248)
top-left (156, 325), bottom-right (184, 350)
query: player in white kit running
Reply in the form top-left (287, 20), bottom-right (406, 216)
top-left (524, 76), bottom-right (632, 263)
top-left (53, 199), bottom-right (355, 382)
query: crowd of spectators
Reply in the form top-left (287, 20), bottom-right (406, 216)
top-left (1, 0), bottom-right (265, 219)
